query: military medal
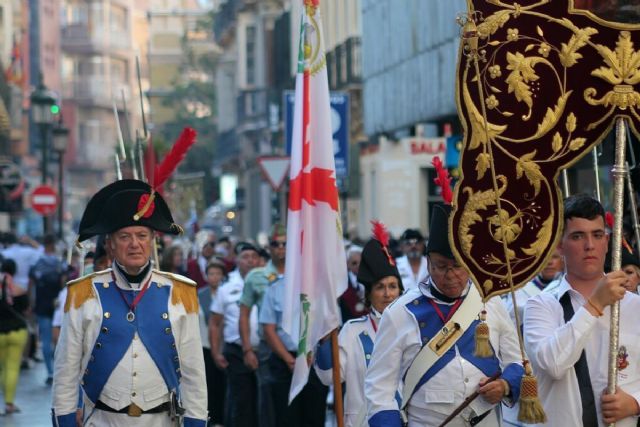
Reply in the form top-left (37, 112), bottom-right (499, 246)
top-left (112, 271), bottom-right (153, 323)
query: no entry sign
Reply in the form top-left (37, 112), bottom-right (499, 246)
top-left (30, 185), bottom-right (58, 216)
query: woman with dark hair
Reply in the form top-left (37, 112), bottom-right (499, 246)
top-left (160, 244), bottom-right (187, 276)
top-left (315, 222), bottom-right (404, 427)
top-left (0, 258), bottom-right (29, 415)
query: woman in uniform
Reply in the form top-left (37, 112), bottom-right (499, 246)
top-left (316, 221), bottom-right (404, 427)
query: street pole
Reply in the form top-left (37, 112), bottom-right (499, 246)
top-left (57, 152), bottom-right (63, 239)
top-left (41, 123), bottom-right (49, 234)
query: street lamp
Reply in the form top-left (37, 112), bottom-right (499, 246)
top-left (52, 120), bottom-right (69, 240)
top-left (30, 73), bottom-right (57, 234)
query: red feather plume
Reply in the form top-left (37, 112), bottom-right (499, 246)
top-left (605, 211), bottom-right (614, 230)
top-left (370, 219), bottom-right (395, 266)
top-left (432, 156), bottom-right (453, 204)
top-left (604, 211), bottom-right (633, 253)
top-left (153, 127), bottom-right (197, 188)
top-left (371, 220), bottom-right (390, 247)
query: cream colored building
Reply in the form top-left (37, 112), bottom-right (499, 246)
top-left (359, 135), bottom-right (447, 239)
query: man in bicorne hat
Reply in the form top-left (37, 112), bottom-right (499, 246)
top-left (365, 204), bottom-right (524, 427)
top-left (51, 179), bottom-right (208, 427)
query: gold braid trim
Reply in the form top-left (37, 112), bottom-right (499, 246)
top-left (64, 276), bottom-right (96, 312)
top-left (133, 191), bottom-right (156, 221)
top-left (170, 280), bottom-right (199, 314)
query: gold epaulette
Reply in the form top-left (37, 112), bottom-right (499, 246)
top-left (154, 269), bottom-right (199, 314)
top-left (64, 271), bottom-right (101, 312)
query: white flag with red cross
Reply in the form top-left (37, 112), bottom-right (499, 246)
top-left (282, 0), bottom-right (348, 403)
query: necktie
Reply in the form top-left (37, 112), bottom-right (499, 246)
top-left (559, 292), bottom-right (598, 427)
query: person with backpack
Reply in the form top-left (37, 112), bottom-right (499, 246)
top-left (29, 234), bottom-right (65, 385)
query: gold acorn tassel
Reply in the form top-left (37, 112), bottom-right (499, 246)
top-left (474, 309), bottom-right (494, 357)
top-left (518, 361), bottom-right (547, 423)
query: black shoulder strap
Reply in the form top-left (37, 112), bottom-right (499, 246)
top-left (559, 292), bottom-right (598, 427)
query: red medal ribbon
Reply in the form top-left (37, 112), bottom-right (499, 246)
top-left (369, 315), bottom-right (378, 333)
top-left (428, 298), bottom-right (463, 324)
top-left (111, 271), bottom-right (153, 315)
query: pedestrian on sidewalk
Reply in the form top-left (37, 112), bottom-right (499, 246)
top-left (0, 258), bottom-right (28, 415)
top-left (29, 234), bottom-right (66, 385)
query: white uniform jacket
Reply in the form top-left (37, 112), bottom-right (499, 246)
top-left (524, 276), bottom-right (640, 427)
top-left (395, 255), bottom-right (429, 292)
top-left (316, 313), bottom-right (396, 427)
top-left (51, 267), bottom-right (208, 427)
top-left (365, 281), bottom-right (524, 427)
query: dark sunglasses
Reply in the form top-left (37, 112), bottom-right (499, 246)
top-left (270, 241), bottom-right (286, 248)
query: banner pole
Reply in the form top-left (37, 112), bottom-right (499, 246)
top-left (331, 329), bottom-right (345, 427)
top-left (607, 117), bottom-right (627, 427)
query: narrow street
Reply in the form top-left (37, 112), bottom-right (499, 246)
top-left (1, 356), bottom-right (339, 427)
top-left (1, 359), bottom-right (52, 426)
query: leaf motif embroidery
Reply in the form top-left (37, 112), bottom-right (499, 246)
top-left (566, 112), bottom-right (577, 133)
top-left (477, 10), bottom-right (511, 39)
top-left (569, 137), bottom-right (586, 151)
top-left (552, 132), bottom-right (563, 152)
top-left (522, 217), bottom-right (553, 257)
top-left (463, 83), bottom-right (507, 150)
top-left (505, 52), bottom-right (543, 108)
top-left (559, 22), bottom-right (598, 68)
top-left (533, 92), bottom-right (572, 139)
top-left (476, 152), bottom-right (491, 179)
top-left (515, 151), bottom-right (543, 196)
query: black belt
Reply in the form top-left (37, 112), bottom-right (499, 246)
top-left (95, 400), bottom-right (170, 415)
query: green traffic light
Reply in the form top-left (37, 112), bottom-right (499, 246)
top-left (50, 105), bottom-right (60, 115)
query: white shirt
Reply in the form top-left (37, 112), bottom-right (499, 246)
top-left (365, 282), bottom-right (522, 426)
top-left (503, 278), bottom-right (548, 328)
top-left (52, 287), bottom-right (67, 328)
top-left (210, 278), bottom-right (259, 347)
top-left (395, 255), bottom-right (428, 292)
top-left (524, 275), bottom-right (640, 427)
top-left (2, 244), bottom-right (43, 290)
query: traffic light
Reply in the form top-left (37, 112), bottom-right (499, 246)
top-left (50, 104), bottom-right (60, 115)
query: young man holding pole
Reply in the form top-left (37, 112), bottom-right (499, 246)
top-left (524, 194), bottom-right (640, 426)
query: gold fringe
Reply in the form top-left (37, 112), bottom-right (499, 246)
top-left (474, 310), bottom-right (494, 357)
top-left (518, 362), bottom-right (547, 423)
top-left (64, 277), bottom-right (96, 312)
top-left (171, 281), bottom-right (199, 314)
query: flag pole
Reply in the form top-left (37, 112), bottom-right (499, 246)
top-left (607, 117), bottom-right (627, 427)
top-left (330, 329), bottom-right (345, 427)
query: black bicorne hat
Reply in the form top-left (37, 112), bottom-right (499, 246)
top-left (358, 221), bottom-right (403, 292)
top-left (425, 203), bottom-right (454, 259)
top-left (77, 179), bottom-right (182, 242)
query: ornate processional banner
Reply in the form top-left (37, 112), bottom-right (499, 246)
top-left (453, 0), bottom-right (640, 301)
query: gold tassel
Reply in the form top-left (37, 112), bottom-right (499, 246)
top-left (518, 361), bottom-right (547, 423)
top-left (474, 309), bottom-right (494, 357)
top-left (171, 280), bottom-right (199, 314)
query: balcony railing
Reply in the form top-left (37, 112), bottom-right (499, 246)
top-left (63, 78), bottom-right (131, 107)
top-left (61, 23), bottom-right (131, 53)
